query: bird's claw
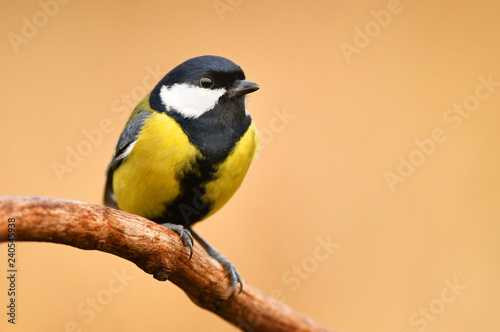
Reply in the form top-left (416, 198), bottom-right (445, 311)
top-left (223, 261), bottom-right (243, 299)
top-left (188, 229), bottom-right (243, 300)
top-left (160, 223), bottom-right (194, 259)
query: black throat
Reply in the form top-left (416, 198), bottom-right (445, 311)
top-left (167, 98), bottom-right (251, 164)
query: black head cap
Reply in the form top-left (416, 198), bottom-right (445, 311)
top-left (150, 56), bottom-right (250, 111)
top-left (163, 55), bottom-right (245, 86)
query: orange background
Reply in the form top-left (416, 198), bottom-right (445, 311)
top-left (2, 1), bottom-right (500, 331)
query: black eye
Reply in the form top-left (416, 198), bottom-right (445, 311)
top-left (199, 75), bottom-right (214, 89)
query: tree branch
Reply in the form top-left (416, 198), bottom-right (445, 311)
top-left (0, 195), bottom-right (332, 332)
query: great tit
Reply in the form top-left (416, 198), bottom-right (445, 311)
top-left (104, 55), bottom-right (259, 298)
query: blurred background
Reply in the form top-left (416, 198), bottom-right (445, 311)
top-left (1, 1), bottom-right (500, 331)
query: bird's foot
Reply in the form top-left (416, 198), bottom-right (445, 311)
top-left (160, 223), bottom-right (194, 259)
top-left (220, 258), bottom-right (243, 299)
top-left (189, 229), bottom-right (243, 299)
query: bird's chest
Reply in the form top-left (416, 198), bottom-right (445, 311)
top-left (114, 111), bottom-right (258, 225)
top-left (167, 122), bottom-right (259, 225)
top-left (200, 123), bottom-right (259, 219)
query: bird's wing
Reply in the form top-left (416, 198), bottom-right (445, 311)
top-left (103, 110), bottom-right (151, 208)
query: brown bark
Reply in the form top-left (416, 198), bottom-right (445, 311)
top-left (0, 195), bottom-right (332, 332)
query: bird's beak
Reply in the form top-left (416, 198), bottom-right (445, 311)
top-left (228, 80), bottom-right (260, 99)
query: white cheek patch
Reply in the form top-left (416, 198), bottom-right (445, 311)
top-left (159, 83), bottom-right (226, 118)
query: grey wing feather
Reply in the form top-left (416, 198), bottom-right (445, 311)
top-left (103, 111), bottom-right (151, 208)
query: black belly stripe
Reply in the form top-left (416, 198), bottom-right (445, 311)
top-left (152, 98), bottom-right (252, 226)
top-left (154, 156), bottom-right (216, 226)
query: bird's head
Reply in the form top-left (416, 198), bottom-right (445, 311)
top-left (149, 55), bottom-right (259, 118)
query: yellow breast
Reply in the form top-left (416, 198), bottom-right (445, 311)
top-left (203, 123), bottom-right (259, 218)
top-left (113, 112), bottom-right (200, 218)
top-left (112, 112), bottom-right (259, 223)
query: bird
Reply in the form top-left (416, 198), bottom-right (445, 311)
top-left (103, 55), bottom-right (259, 299)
